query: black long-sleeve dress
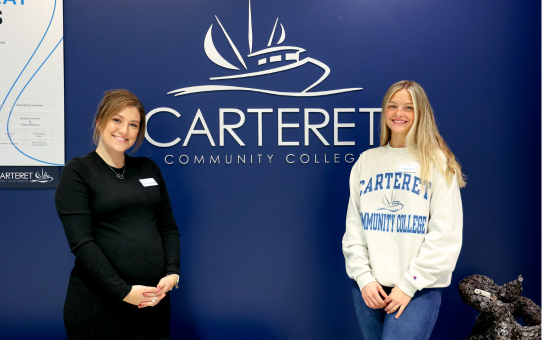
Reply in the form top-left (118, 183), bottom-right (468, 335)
top-left (55, 151), bottom-right (180, 339)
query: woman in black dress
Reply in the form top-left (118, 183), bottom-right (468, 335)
top-left (55, 90), bottom-right (180, 339)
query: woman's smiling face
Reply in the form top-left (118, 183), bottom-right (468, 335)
top-left (385, 89), bottom-right (415, 142)
top-left (98, 106), bottom-right (141, 155)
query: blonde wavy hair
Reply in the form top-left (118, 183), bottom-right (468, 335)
top-left (380, 80), bottom-right (466, 188)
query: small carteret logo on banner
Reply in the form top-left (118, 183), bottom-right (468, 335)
top-left (0, 167), bottom-right (58, 188)
top-left (168, 0), bottom-right (362, 97)
top-left (30, 168), bottom-right (54, 183)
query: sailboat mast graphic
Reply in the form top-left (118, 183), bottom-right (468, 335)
top-left (169, 0), bottom-right (362, 97)
top-left (215, 15), bottom-right (247, 70)
top-left (248, 0), bottom-right (253, 54)
top-left (267, 18), bottom-right (278, 47)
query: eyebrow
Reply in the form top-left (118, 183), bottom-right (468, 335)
top-left (389, 101), bottom-right (414, 105)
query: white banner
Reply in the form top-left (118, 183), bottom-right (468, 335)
top-left (0, 0), bottom-right (64, 166)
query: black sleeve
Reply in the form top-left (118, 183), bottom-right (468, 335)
top-left (55, 158), bottom-right (132, 301)
top-left (151, 160), bottom-right (181, 276)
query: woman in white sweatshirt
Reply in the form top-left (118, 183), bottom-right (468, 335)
top-left (342, 80), bottom-right (466, 340)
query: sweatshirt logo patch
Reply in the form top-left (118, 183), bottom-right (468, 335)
top-left (413, 276), bottom-right (417, 280)
top-left (376, 192), bottom-right (404, 212)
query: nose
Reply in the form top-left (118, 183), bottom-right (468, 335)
top-left (118, 123), bottom-right (128, 135)
top-left (396, 107), bottom-right (405, 117)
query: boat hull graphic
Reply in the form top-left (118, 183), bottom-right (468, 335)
top-left (169, 85), bottom-right (362, 97)
top-left (376, 205), bottom-right (404, 213)
top-left (210, 57), bottom-right (327, 92)
top-left (169, 57), bottom-right (362, 97)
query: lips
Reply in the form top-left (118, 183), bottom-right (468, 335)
top-left (112, 135), bottom-right (128, 142)
top-left (392, 119), bottom-right (408, 124)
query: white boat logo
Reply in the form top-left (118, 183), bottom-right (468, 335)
top-left (30, 168), bottom-right (54, 183)
top-left (168, 0), bottom-right (362, 97)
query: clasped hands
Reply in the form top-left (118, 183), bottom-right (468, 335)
top-left (361, 281), bottom-right (412, 319)
top-left (123, 275), bottom-right (178, 309)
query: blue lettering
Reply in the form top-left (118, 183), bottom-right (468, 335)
top-left (412, 215), bottom-right (418, 234)
top-left (374, 174), bottom-right (383, 191)
top-left (395, 215), bottom-right (401, 233)
top-left (390, 215), bottom-right (395, 232)
top-left (423, 182), bottom-right (432, 200)
top-left (361, 212), bottom-right (367, 230)
top-left (402, 174), bottom-right (411, 191)
top-left (394, 172), bottom-right (402, 189)
top-left (422, 216), bottom-right (428, 234)
top-left (406, 215), bottom-right (411, 232)
top-left (364, 177), bottom-right (373, 194)
top-left (384, 173), bottom-right (394, 189)
top-left (3, 0), bottom-right (17, 4)
top-left (411, 176), bottom-right (421, 195)
top-left (359, 180), bottom-right (365, 196)
top-left (366, 213), bottom-right (374, 230)
top-left (377, 213), bottom-right (383, 231)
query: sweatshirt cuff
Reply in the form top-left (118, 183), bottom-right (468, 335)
top-left (397, 279), bottom-right (417, 298)
top-left (117, 285), bottom-right (133, 302)
top-left (356, 272), bottom-right (376, 291)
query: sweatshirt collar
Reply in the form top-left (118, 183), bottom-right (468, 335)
top-left (384, 142), bottom-right (414, 155)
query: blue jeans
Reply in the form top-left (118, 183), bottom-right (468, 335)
top-left (352, 280), bottom-right (442, 340)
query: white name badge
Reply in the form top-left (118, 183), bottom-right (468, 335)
top-left (139, 178), bottom-right (158, 187)
top-left (397, 163), bottom-right (418, 173)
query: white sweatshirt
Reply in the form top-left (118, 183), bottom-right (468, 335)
top-left (342, 143), bottom-right (463, 297)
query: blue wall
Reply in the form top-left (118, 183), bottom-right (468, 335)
top-left (0, 0), bottom-right (541, 339)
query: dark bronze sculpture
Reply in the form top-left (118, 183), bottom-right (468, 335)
top-left (458, 274), bottom-right (541, 340)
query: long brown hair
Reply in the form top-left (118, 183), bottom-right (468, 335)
top-left (92, 89), bottom-right (146, 154)
top-left (380, 80), bottom-right (466, 188)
